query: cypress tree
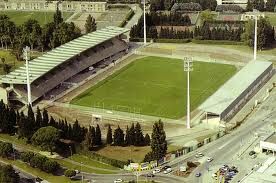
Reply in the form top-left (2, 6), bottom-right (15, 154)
top-left (106, 124), bottom-right (113, 145)
top-left (42, 109), bottom-right (49, 127)
top-left (113, 126), bottom-right (124, 146)
top-left (125, 126), bottom-right (130, 145)
top-left (129, 123), bottom-right (135, 145)
top-left (91, 126), bottom-right (96, 147)
top-left (144, 133), bottom-right (151, 146)
top-left (95, 124), bottom-right (102, 146)
top-left (151, 120), bottom-right (167, 160)
top-left (85, 14), bottom-right (97, 34)
top-left (134, 123), bottom-right (144, 146)
top-left (35, 107), bottom-right (42, 130)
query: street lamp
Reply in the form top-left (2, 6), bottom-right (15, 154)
top-left (184, 57), bottom-right (193, 129)
top-left (81, 161), bottom-right (83, 183)
top-left (23, 46), bottom-right (32, 106)
top-left (253, 14), bottom-right (258, 61)
top-left (143, 0), bottom-right (146, 45)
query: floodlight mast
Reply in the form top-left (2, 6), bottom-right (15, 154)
top-left (253, 15), bottom-right (258, 61)
top-left (184, 57), bottom-right (193, 129)
top-left (23, 46), bottom-right (32, 107)
top-left (143, 0), bottom-right (146, 45)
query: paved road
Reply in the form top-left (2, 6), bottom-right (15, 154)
top-left (165, 88), bottom-right (276, 183)
top-left (80, 172), bottom-right (186, 183)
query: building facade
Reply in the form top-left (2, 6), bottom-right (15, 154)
top-left (0, 0), bottom-right (106, 12)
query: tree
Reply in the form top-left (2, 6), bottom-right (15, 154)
top-left (242, 17), bottom-right (275, 49)
top-left (106, 124), bottom-right (113, 145)
top-left (246, 0), bottom-right (253, 11)
top-left (54, 7), bottom-right (63, 26)
top-left (266, 0), bottom-right (276, 11)
top-left (150, 120), bottom-right (167, 160)
top-left (0, 164), bottom-right (20, 183)
top-left (84, 126), bottom-right (95, 150)
top-left (20, 151), bottom-right (35, 163)
top-left (0, 141), bottom-right (13, 158)
top-left (42, 160), bottom-right (60, 173)
top-left (35, 107), bottom-right (42, 130)
top-left (200, 10), bottom-right (215, 25)
top-left (144, 134), bottom-right (151, 146)
top-left (85, 14), bottom-right (97, 34)
top-left (125, 126), bottom-right (131, 145)
top-left (42, 108), bottom-right (49, 127)
top-left (134, 123), bottom-right (144, 146)
top-left (64, 169), bottom-right (76, 177)
top-left (95, 124), bottom-right (102, 146)
top-left (31, 126), bottom-right (60, 154)
top-left (113, 126), bottom-right (124, 146)
top-left (129, 123), bottom-right (135, 145)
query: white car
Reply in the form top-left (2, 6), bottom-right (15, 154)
top-left (195, 152), bottom-right (204, 158)
top-left (164, 168), bottom-right (172, 174)
top-left (114, 179), bottom-right (123, 183)
top-left (207, 157), bottom-right (213, 162)
top-left (152, 168), bottom-right (161, 174)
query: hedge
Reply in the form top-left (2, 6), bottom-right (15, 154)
top-left (81, 151), bottom-right (127, 168)
top-left (191, 39), bottom-right (245, 45)
top-left (129, 37), bottom-right (245, 45)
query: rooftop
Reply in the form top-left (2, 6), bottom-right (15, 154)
top-left (199, 61), bottom-right (272, 116)
top-left (1, 26), bottom-right (129, 85)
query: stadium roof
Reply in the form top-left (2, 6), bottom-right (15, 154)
top-left (199, 61), bottom-right (272, 116)
top-left (1, 26), bottom-right (129, 84)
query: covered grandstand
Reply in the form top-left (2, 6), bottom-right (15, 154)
top-left (199, 61), bottom-right (274, 122)
top-left (0, 26), bottom-right (129, 105)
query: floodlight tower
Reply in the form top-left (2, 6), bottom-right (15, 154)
top-left (143, 0), bottom-right (146, 45)
top-left (184, 57), bottom-right (193, 129)
top-left (23, 46), bottom-right (32, 106)
top-left (253, 14), bottom-right (258, 61)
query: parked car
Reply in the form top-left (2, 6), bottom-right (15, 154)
top-left (249, 151), bottom-right (256, 156)
top-left (145, 173), bottom-right (154, 177)
top-left (114, 179), bottom-right (123, 183)
top-left (195, 152), bottom-right (204, 158)
top-left (207, 157), bottom-right (213, 162)
top-left (195, 172), bottom-right (201, 177)
top-left (164, 168), bottom-right (172, 174)
top-left (162, 165), bottom-right (171, 170)
top-left (152, 168), bottom-right (161, 174)
top-left (251, 154), bottom-right (257, 159)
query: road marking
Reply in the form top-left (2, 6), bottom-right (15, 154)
top-left (218, 140), bottom-right (232, 150)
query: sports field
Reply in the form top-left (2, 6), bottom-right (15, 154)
top-left (71, 56), bottom-right (237, 119)
top-left (0, 11), bottom-right (73, 25)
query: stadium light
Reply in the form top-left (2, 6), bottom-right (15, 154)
top-left (184, 57), bottom-right (193, 129)
top-left (253, 15), bottom-right (258, 61)
top-left (23, 46), bottom-right (32, 106)
top-left (143, 0), bottom-right (146, 45)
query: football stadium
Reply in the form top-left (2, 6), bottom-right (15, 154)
top-left (0, 26), bottom-right (274, 122)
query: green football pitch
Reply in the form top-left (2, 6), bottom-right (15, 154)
top-left (0, 11), bottom-right (73, 25)
top-left (71, 56), bottom-right (237, 119)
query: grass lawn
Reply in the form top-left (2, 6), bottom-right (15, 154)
top-left (0, 11), bottom-right (73, 25)
top-left (95, 145), bottom-right (182, 163)
top-left (266, 12), bottom-right (276, 26)
top-left (69, 154), bottom-right (119, 170)
top-left (0, 158), bottom-right (85, 183)
top-left (55, 159), bottom-right (115, 174)
top-left (0, 50), bottom-right (23, 75)
top-left (72, 56), bottom-right (237, 119)
top-left (0, 134), bottom-right (116, 174)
